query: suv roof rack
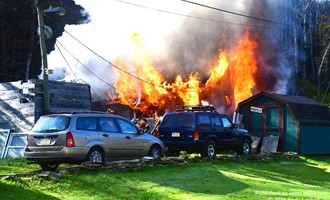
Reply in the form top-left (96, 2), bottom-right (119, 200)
top-left (69, 111), bottom-right (109, 114)
top-left (175, 105), bottom-right (216, 112)
top-left (50, 111), bottom-right (110, 115)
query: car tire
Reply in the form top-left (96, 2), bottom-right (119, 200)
top-left (40, 164), bottom-right (59, 171)
top-left (86, 147), bottom-right (104, 163)
top-left (149, 145), bottom-right (162, 158)
top-left (237, 139), bottom-right (251, 155)
top-left (201, 140), bottom-right (217, 158)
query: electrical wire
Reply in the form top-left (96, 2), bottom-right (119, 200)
top-left (63, 30), bottom-right (168, 89)
top-left (112, 0), bottom-right (276, 29)
top-left (47, 0), bottom-right (285, 97)
top-left (55, 42), bottom-right (137, 113)
top-left (45, 15), bottom-right (170, 92)
top-left (180, 0), bottom-right (284, 25)
top-left (56, 42), bottom-right (143, 115)
top-left (55, 43), bottom-right (79, 80)
top-left (55, 39), bottom-right (124, 92)
top-left (55, 43), bottom-right (109, 112)
top-left (57, 32), bottom-right (200, 94)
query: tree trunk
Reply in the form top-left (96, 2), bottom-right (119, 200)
top-left (318, 41), bottom-right (330, 97)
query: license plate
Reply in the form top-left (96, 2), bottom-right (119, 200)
top-left (39, 138), bottom-right (51, 145)
top-left (171, 132), bottom-right (180, 137)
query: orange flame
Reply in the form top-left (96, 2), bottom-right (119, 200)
top-left (231, 31), bottom-right (257, 108)
top-left (111, 30), bottom-right (257, 115)
top-left (206, 51), bottom-right (229, 86)
top-left (113, 33), bottom-right (169, 112)
top-left (173, 73), bottom-right (200, 106)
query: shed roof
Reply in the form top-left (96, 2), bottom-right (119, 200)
top-left (238, 91), bottom-right (330, 124)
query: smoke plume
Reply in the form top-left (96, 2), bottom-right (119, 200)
top-left (49, 0), bottom-right (296, 112)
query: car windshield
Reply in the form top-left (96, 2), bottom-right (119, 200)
top-left (160, 114), bottom-right (194, 128)
top-left (32, 115), bottom-right (70, 133)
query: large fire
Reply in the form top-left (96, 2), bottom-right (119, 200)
top-left (112, 30), bottom-right (257, 115)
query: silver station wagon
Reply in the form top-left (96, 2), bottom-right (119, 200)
top-left (24, 111), bottom-right (165, 171)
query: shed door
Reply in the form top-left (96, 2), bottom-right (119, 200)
top-left (250, 110), bottom-right (263, 137)
top-left (264, 107), bottom-right (280, 137)
top-left (248, 105), bottom-right (282, 137)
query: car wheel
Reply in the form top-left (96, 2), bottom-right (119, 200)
top-left (86, 147), bottom-right (104, 163)
top-left (40, 164), bottom-right (59, 171)
top-left (237, 139), bottom-right (251, 155)
top-left (201, 140), bottom-right (217, 158)
top-left (149, 145), bottom-right (162, 158)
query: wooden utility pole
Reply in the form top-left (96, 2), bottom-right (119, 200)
top-left (37, 5), bottom-right (51, 114)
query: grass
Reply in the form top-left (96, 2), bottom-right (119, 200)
top-left (0, 155), bottom-right (329, 200)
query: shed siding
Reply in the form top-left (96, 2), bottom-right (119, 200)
top-left (250, 111), bottom-right (262, 128)
top-left (300, 125), bottom-right (330, 154)
top-left (267, 107), bottom-right (279, 128)
top-left (254, 96), bottom-right (276, 104)
top-left (283, 106), bottom-right (298, 152)
top-left (238, 106), bottom-right (248, 127)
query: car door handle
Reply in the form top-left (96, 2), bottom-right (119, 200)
top-left (102, 133), bottom-right (109, 137)
top-left (125, 136), bottom-right (131, 139)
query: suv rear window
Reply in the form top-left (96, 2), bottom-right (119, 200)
top-left (160, 114), bottom-right (194, 128)
top-left (31, 116), bottom-right (70, 133)
top-left (198, 115), bottom-right (210, 126)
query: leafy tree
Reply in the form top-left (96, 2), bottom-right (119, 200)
top-left (0, 0), bottom-right (90, 82)
top-left (316, 0), bottom-right (330, 99)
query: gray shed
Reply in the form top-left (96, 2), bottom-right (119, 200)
top-left (237, 91), bottom-right (330, 155)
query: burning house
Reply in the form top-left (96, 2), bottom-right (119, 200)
top-left (106, 31), bottom-right (260, 116)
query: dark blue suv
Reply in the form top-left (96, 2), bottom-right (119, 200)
top-left (156, 106), bottom-right (252, 157)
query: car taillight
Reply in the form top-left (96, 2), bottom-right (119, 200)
top-left (155, 129), bottom-right (160, 138)
top-left (66, 132), bottom-right (75, 147)
top-left (193, 131), bottom-right (199, 140)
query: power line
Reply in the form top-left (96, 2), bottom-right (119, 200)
top-left (112, 0), bottom-right (275, 29)
top-left (180, 0), bottom-right (284, 25)
top-left (55, 41), bottom-right (139, 113)
top-left (63, 30), bottom-right (167, 89)
top-left (55, 42), bottom-right (108, 112)
top-left (54, 43), bottom-right (79, 80)
top-left (55, 39), bottom-right (122, 92)
top-left (48, 2), bottom-right (281, 96)
top-left (58, 30), bottom-right (202, 96)
top-left (46, 15), bottom-right (169, 90)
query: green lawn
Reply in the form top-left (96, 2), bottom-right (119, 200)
top-left (0, 155), bottom-right (329, 200)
